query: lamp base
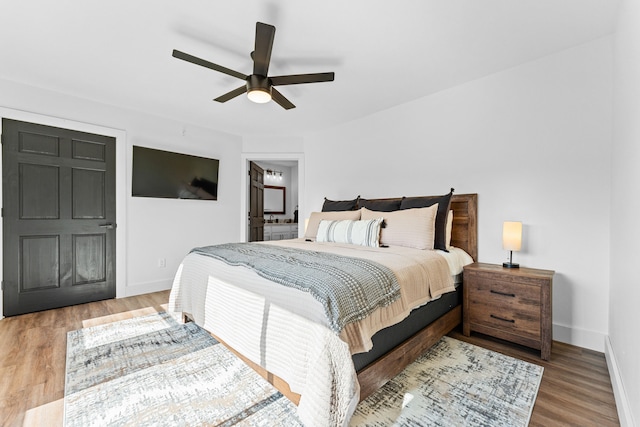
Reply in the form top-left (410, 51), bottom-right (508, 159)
top-left (503, 262), bottom-right (520, 268)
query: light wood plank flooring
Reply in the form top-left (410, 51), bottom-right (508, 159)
top-left (1, 291), bottom-right (619, 426)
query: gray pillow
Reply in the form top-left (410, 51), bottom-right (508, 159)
top-left (358, 198), bottom-right (401, 212)
top-left (321, 196), bottom-right (360, 212)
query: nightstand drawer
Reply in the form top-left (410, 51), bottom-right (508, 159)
top-left (466, 277), bottom-right (541, 316)
top-left (468, 305), bottom-right (540, 341)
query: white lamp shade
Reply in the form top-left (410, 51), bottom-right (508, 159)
top-left (502, 221), bottom-right (522, 251)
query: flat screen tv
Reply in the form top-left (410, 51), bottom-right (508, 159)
top-left (132, 146), bottom-right (219, 200)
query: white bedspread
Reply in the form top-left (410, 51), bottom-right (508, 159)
top-left (168, 240), bottom-right (472, 427)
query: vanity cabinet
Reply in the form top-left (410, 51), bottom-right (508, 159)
top-left (263, 223), bottom-right (298, 241)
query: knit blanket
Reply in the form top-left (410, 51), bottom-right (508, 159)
top-left (191, 243), bottom-right (401, 333)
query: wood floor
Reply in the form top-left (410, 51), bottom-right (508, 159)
top-left (0, 291), bottom-right (619, 426)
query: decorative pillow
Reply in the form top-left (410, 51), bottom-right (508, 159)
top-left (321, 196), bottom-right (360, 212)
top-left (361, 205), bottom-right (438, 250)
top-left (304, 210), bottom-right (361, 240)
top-left (316, 218), bottom-right (383, 247)
top-left (399, 188), bottom-right (454, 251)
top-left (358, 198), bottom-right (401, 212)
top-left (446, 210), bottom-right (453, 250)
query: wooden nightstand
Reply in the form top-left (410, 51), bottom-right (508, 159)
top-left (463, 262), bottom-right (554, 360)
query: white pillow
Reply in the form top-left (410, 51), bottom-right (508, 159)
top-left (361, 204), bottom-right (438, 250)
top-left (316, 218), bottom-right (383, 247)
top-left (304, 210), bottom-right (361, 240)
top-left (446, 210), bottom-right (454, 250)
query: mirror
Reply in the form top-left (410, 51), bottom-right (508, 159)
top-left (264, 185), bottom-right (286, 214)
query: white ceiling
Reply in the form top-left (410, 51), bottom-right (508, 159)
top-left (0, 0), bottom-right (619, 138)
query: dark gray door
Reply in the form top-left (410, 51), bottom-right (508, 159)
top-left (248, 161), bottom-right (264, 242)
top-left (2, 119), bottom-right (116, 316)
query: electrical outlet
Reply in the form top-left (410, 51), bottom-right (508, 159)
top-left (158, 258), bottom-right (166, 268)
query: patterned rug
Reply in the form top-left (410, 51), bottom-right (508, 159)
top-left (64, 312), bottom-right (543, 426)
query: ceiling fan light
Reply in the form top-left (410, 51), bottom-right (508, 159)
top-left (247, 88), bottom-right (272, 103)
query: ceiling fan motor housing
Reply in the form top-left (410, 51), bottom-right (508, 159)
top-left (247, 75), bottom-right (271, 95)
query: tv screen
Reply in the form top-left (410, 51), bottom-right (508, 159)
top-left (132, 146), bottom-right (219, 200)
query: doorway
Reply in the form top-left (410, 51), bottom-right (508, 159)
top-left (240, 153), bottom-right (304, 243)
top-left (2, 119), bottom-right (117, 316)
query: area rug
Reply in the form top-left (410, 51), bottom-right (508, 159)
top-left (64, 312), bottom-right (543, 426)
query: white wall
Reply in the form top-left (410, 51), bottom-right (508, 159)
top-left (0, 79), bottom-right (242, 308)
top-left (305, 37), bottom-right (613, 352)
top-left (243, 135), bottom-right (304, 154)
top-left (610, 0), bottom-right (640, 424)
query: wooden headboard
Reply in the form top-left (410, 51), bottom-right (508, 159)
top-left (450, 193), bottom-right (478, 261)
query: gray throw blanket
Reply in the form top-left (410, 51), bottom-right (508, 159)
top-left (191, 243), bottom-right (401, 333)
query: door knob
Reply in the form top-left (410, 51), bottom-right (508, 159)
top-left (99, 223), bottom-right (116, 229)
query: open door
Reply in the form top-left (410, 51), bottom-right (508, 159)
top-left (248, 161), bottom-right (264, 242)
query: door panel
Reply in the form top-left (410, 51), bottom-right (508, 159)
top-left (72, 168), bottom-right (105, 218)
top-left (21, 235), bottom-right (60, 290)
top-left (19, 163), bottom-right (60, 219)
top-left (73, 233), bottom-right (106, 284)
top-left (72, 139), bottom-right (106, 161)
top-left (248, 161), bottom-right (264, 242)
top-left (2, 118), bottom-right (116, 316)
top-left (19, 131), bottom-right (59, 156)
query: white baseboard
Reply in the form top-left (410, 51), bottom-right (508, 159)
top-left (553, 322), bottom-right (606, 352)
top-left (605, 336), bottom-right (636, 427)
top-left (123, 279), bottom-right (173, 298)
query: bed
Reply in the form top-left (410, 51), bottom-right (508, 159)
top-left (168, 193), bottom-right (477, 427)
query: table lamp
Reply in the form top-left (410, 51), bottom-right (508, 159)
top-left (503, 221), bottom-right (522, 268)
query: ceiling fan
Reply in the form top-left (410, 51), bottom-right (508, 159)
top-left (172, 22), bottom-right (335, 110)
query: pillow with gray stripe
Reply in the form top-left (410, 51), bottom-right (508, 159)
top-left (316, 218), bottom-right (383, 247)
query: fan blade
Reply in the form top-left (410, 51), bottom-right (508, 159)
top-left (270, 72), bottom-right (335, 86)
top-left (252, 22), bottom-right (275, 76)
top-left (173, 49), bottom-right (247, 80)
top-left (271, 88), bottom-right (295, 110)
top-left (214, 85), bottom-right (247, 103)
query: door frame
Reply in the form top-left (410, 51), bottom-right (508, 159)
top-left (0, 108), bottom-right (127, 319)
top-left (240, 153), bottom-right (304, 242)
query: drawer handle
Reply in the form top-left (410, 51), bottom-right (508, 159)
top-left (490, 289), bottom-right (516, 297)
top-left (490, 314), bottom-right (515, 323)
